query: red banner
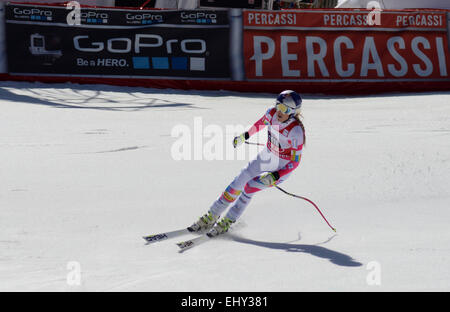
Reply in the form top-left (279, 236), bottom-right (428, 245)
top-left (243, 10), bottom-right (450, 82)
top-left (245, 10), bottom-right (447, 29)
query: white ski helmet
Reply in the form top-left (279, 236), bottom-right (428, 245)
top-left (275, 90), bottom-right (302, 115)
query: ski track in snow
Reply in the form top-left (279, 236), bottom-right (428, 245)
top-left (1, 81), bottom-right (450, 291)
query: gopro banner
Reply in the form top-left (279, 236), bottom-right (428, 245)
top-left (0, 2), bottom-right (6, 73)
top-left (243, 10), bottom-right (450, 82)
top-left (5, 4), bottom-right (231, 79)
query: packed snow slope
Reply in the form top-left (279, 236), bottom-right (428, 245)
top-left (1, 81), bottom-right (449, 291)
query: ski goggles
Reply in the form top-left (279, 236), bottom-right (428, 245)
top-left (276, 102), bottom-right (294, 115)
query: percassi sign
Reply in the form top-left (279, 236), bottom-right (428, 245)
top-left (243, 10), bottom-right (450, 81)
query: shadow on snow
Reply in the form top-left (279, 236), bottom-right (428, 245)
top-left (0, 82), bottom-right (201, 112)
top-left (229, 234), bottom-right (363, 267)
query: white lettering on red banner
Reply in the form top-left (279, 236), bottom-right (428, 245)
top-left (244, 10), bottom-right (450, 82)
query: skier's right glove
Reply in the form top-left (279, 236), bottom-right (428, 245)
top-left (233, 132), bottom-right (250, 148)
top-left (259, 171), bottom-right (280, 187)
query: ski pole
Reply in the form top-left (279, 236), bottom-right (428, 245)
top-left (274, 185), bottom-right (336, 233)
top-left (245, 141), bottom-right (265, 147)
top-left (245, 140), bottom-right (336, 232)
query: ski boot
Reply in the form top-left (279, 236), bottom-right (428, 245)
top-left (207, 217), bottom-right (235, 238)
top-left (187, 211), bottom-right (219, 233)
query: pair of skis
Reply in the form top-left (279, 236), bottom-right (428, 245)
top-left (142, 228), bottom-right (220, 252)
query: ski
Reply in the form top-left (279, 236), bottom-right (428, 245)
top-left (176, 235), bottom-right (211, 252)
top-left (143, 228), bottom-right (194, 245)
top-left (176, 232), bottom-right (225, 252)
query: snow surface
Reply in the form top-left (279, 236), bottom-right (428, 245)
top-left (1, 81), bottom-right (450, 291)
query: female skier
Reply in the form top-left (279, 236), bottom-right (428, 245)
top-left (188, 90), bottom-right (306, 236)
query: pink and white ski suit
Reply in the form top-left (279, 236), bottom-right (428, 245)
top-left (210, 107), bottom-right (305, 221)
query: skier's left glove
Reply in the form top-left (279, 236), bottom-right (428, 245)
top-left (259, 171), bottom-right (280, 186)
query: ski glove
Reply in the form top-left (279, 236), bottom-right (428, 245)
top-left (233, 132), bottom-right (250, 148)
top-left (259, 171), bottom-right (280, 186)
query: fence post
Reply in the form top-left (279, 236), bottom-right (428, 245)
top-left (229, 8), bottom-right (245, 81)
